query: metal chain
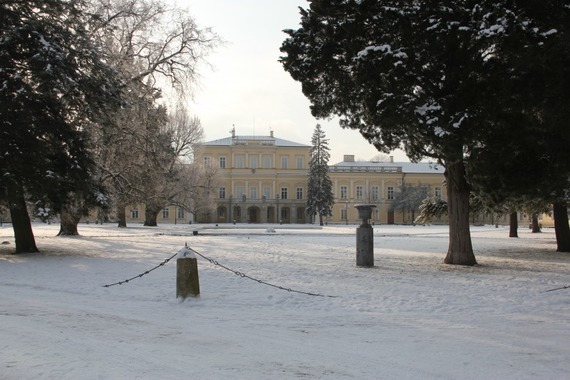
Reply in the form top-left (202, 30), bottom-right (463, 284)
top-left (544, 285), bottom-right (570, 292)
top-left (102, 252), bottom-right (179, 288)
top-left (102, 246), bottom-right (338, 298)
top-left (190, 247), bottom-right (338, 298)
top-left (103, 245), bottom-right (564, 297)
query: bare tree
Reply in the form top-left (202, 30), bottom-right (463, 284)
top-left (58, 0), bottom-right (219, 233)
top-left (166, 104), bottom-right (204, 161)
top-left (391, 184), bottom-right (429, 224)
top-left (368, 154), bottom-right (391, 162)
top-left (141, 105), bottom-right (206, 226)
top-left (171, 161), bottom-right (218, 223)
top-left (91, 0), bottom-right (220, 92)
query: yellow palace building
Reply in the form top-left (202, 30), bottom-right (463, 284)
top-left (195, 130), bottom-right (448, 225)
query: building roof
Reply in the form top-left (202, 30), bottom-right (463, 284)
top-left (202, 135), bottom-right (310, 148)
top-left (330, 160), bottom-right (443, 174)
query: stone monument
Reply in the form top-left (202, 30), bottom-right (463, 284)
top-left (355, 204), bottom-right (376, 267)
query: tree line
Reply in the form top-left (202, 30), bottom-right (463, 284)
top-left (1, 0), bottom-right (220, 253)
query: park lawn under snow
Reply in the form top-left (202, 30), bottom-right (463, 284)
top-left (0, 222), bottom-right (569, 379)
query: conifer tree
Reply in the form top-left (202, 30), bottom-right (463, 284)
top-left (281, 1), bottom-right (567, 264)
top-left (306, 124), bottom-right (334, 226)
top-left (0, 0), bottom-right (122, 252)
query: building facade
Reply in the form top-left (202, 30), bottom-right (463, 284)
top-left (197, 130), bottom-right (312, 224)
top-left (328, 155), bottom-right (445, 224)
top-left (195, 131), bottom-right (450, 225)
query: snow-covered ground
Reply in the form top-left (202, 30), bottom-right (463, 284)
top-left (1, 223), bottom-right (568, 379)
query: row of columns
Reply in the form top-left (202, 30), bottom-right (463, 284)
top-left (224, 202), bottom-right (308, 224)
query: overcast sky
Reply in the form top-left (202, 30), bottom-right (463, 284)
top-left (178, 0), bottom-right (409, 163)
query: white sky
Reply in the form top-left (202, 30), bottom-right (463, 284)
top-left (176, 0), bottom-right (409, 163)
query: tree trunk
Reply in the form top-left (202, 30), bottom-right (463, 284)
top-left (443, 161), bottom-right (477, 266)
top-left (509, 211), bottom-right (518, 238)
top-left (116, 202), bottom-right (127, 228)
top-left (553, 201), bottom-right (570, 252)
top-left (9, 189), bottom-right (39, 253)
top-left (144, 204), bottom-right (161, 226)
top-left (531, 213), bottom-right (541, 233)
top-left (58, 205), bottom-right (82, 236)
top-left (319, 213), bottom-right (324, 226)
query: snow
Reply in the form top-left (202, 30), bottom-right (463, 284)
top-left (542, 29), bottom-right (558, 37)
top-left (453, 113), bottom-right (468, 128)
top-left (176, 245), bottom-right (196, 259)
top-left (1, 223), bottom-right (569, 379)
top-left (415, 102), bottom-right (441, 116)
top-left (434, 126), bottom-right (446, 137)
top-left (355, 45), bottom-right (407, 61)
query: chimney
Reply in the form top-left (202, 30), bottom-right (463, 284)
top-left (344, 154), bottom-right (355, 162)
top-left (389, 156), bottom-right (394, 163)
top-left (270, 130), bottom-right (274, 138)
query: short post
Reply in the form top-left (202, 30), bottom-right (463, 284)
top-left (176, 246), bottom-right (200, 299)
top-left (355, 204), bottom-right (376, 267)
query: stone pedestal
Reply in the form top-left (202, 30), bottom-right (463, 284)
top-left (176, 246), bottom-right (200, 299)
top-left (355, 204), bottom-right (376, 267)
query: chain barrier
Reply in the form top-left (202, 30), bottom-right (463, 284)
top-left (544, 285), bottom-right (570, 292)
top-left (102, 245), bottom-right (338, 298)
top-left (102, 252), bottom-right (178, 288)
top-left (188, 246), bottom-right (338, 298)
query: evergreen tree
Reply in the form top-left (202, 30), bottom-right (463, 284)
top-left (468, 1), bottom-right (570, 251)
top-left (0, 0), bottom-right (122, 252)
top-left (307, 124), bottom-right (334, 226)
top-left (281, 1), bottom-right (565, 265)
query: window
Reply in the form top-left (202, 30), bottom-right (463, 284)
top-left (219, 187), bottom-right (226, 199)
top-left (371, 186), bottom-right (379, 201)
top-left (235, 155), bottom-right (245, 168)
top-left (236, 186), bottom-right (245, 198)
top-left (177, 207), bottom-right (185, 219)
top-left (130, 208), bottom-right (139, 219)
top-left (356, 186), bottom-right (364, 199)
top-left (435, 186), bottom-right (442, 199)
top-left (162, 207), bottom-right (170, 219)
top-left (249, 155), bottom-right (258, 169)
top-left (204, 156), bottom-right (211, 166)
top-left (263, 187), bottom-right (271, 199)
top-left (387, 186), bottom-right (395, 200)
top-left (281, 156), bottom-right (289, 169)
top-left (340, 186), bottom-right (348, 199)
top-left (281, 187), bottom-right (288, 200)
top-left (219, 156), bottom-right (226, 168)
top-left (262, 155), bottom-right (272, 168)
top-left (341, 209), bottom-right (347, 220)
top-left (296, 187), bottom-right (303, 200)
top-left (296, 156), bottom-right (304, 169)
top-left (249, 187), bottom-right (257, 200)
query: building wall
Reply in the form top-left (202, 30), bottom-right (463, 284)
top-left (198, 135), bottom-right (312, 224)
top-left (328, 165), bottom-right (446, 224)
top-left (124, 204), bottom-right (193, 225)
top-left (194, 134), bottom-right (453, 224)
